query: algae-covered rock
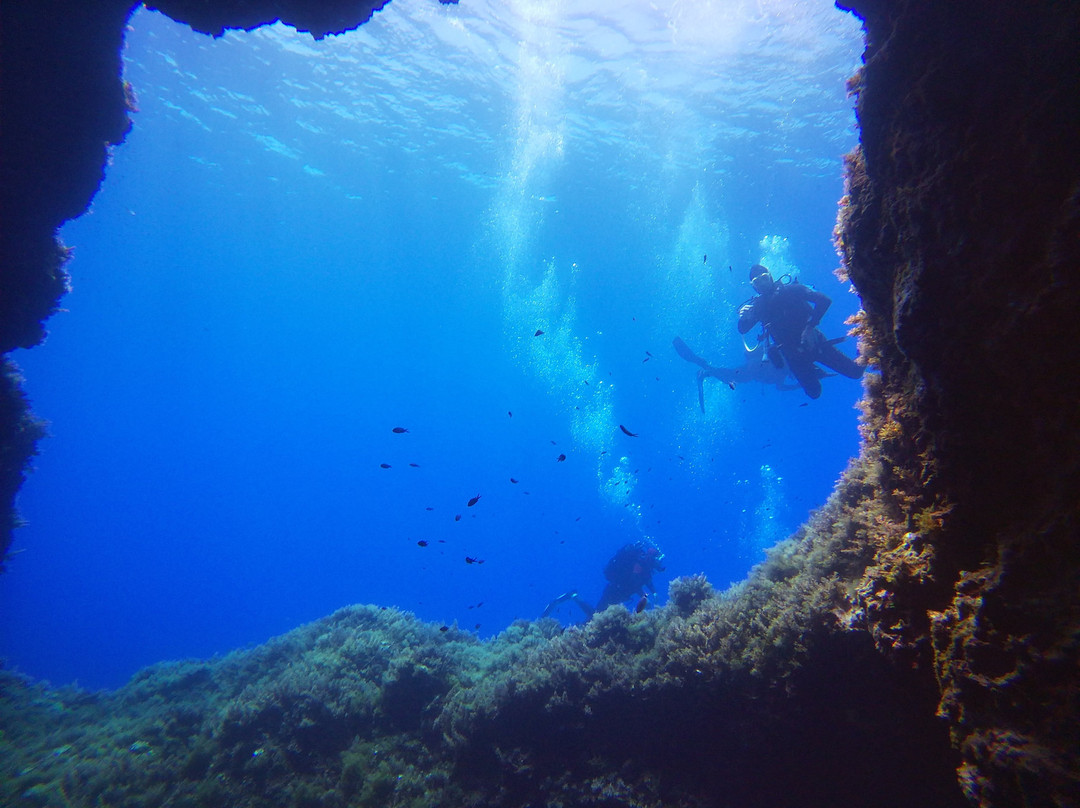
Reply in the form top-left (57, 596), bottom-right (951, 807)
top-left (0, 456), bottom-right (967, 808)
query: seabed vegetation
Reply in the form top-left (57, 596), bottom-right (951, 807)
top-left (1, 397), bottom-right (931, 808)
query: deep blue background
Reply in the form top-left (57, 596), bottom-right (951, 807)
top-left (0, 0), bottom-right (865, 689)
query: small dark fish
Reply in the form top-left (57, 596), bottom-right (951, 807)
top-left (550, 440), bottom-right (557, 445)
top-left (645, 350), bottom-right (653, 357)
top-left (635, 595), bottom-right (648, 613)
top-left (728, 382), bottom-right (735, 390)
top-left (425, 507), bottom-right (434, 511)
top-left (440, 625), bottom-right (450, 632)
top-left (583, 379), bottom-right (589, 385)
top-left (417, 540), bottom-right (429, 547)
top-left (454, 514), bottom-right (462, 522)
top-left (508, 411), bottom-right (513, 418)
top-left (534, 329), bottom-right (544, 337)
top-left (392, 427), bottom-right (409, 434)
top-left (474, 623), bottom-right (481, 629)
top-left (510, 477), bottom-right (519, 484)
top-left (467, 494), bottom-right (481, 507)
top-left (410, 463), bottom-right (420, 467)
top-left (575, 517), bottom-right (581, 521)
top-left (728, 265), bottom-right (733, 272)
top-left (619, 424), bottom-right (639, 437)
top-left (799, 402), bottom-right (809, 407)
top-left (556, 453), bottom-right (566, 462)
top-left (642, 357), bottom-right (650, 363)
top-left (379, 463), bottom-right (392, 469)
top-left (465, 556), bottom-right (485, 565)
top-left (703, 254), bottom-right (707, 264)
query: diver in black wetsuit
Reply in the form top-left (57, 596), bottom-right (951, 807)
top-left (541, 540), bottom-right (666, 620)
top-left (737, 264), bottom-right (863, 399)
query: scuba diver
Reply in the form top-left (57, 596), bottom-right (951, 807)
top-left (736, 264), bottom-right (863, 399)
top-left (541, 540), bottom-right (666, 620)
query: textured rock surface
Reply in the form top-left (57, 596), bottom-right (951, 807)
top-left (836, 1), bottom-right (1080, 805)
top-left (0, 361), bottom-right (46, 564)
top-left (0, 1), bottom-right (134, 354)
top-left (143, 0), bottom-right (394, 39)
top-left (0, 1), bottom-right (1077, 805)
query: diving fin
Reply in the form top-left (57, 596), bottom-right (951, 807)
top-left (672, 336), bottom-right (710, 368)
top-left (541, 591), bottom-right (577, 619)
top-left (541, 591), bottom-right (594, 620)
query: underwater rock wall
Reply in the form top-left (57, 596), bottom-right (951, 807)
top-left (0, 361), bottom-right (46, 565)
top-left (0, 0), bottom-right (1077, 806)
top-left (836, 0), bottom-right (1080, 805)
top-left (141, 0), bottom-right (396, 39)
top-left (0, 0), bottom-right (135, 558)
top-left (0, 1), bottom-right (133, 355)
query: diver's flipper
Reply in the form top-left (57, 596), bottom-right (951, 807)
top-left (696, 370), bottom-right (706, 413)
top-left (541, 591), bottom-right (578, 619)
top-left (672, 336), bottom-right (711, 368)
top-left (571, 595), bottom-right (595, 619)
top-left (541, 591), bottom-right (594, 620)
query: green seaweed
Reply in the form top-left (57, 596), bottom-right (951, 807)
top-left (0, 437), bottom-right (942, 808)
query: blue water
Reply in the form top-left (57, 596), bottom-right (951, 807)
top-left (0, 0), bottom-right (865, 690)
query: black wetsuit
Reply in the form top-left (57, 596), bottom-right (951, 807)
top-left (737, 280), bottom-right (862, 399)
top-left (595, 542), bottom-right (664, 612)
top-left (541, 541), bottom-right (665, 620)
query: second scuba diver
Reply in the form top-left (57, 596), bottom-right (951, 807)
top-left (542, 540), bottom-right (666, 620)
